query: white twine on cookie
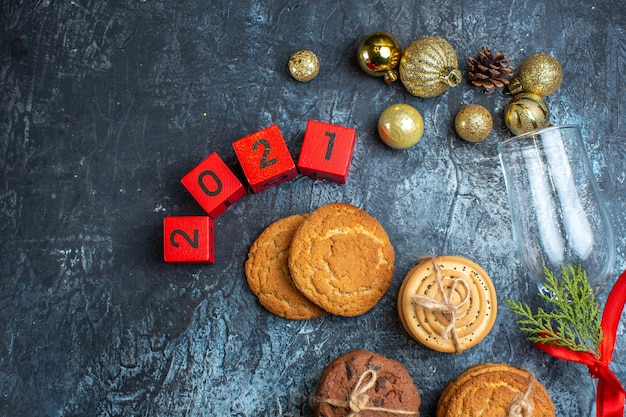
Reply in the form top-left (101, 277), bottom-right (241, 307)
top-left (508, 373), bottom-right (536, 417)
top-left (312, 369), bottom-right (419, 417)
top-left (411, 257), bottom-right (470, 353)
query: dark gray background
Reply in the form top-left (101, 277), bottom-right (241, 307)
top-left (1, 1), bottom-right (625, 416)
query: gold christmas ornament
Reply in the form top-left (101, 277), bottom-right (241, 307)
top-left (377, 103), bottom-right (424, 149)
top-left (504, 93), bottom-right (550, 136)
top-left (454, 104), bottom-right (493, 142)
top-left (356, 32), bottom-right (402, 83)
top-left (508, 53), bottom-right (562, 96)
top-left (399, 36), bottom-right (462, 98)
top-left (288, 50), bottom-right (320, 82)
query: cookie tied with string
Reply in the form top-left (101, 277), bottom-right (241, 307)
top-left (397, 256), bottom-right (498, 353)
top-left (437, 363), bottom-right (555, 417)
top-left (312, 349), bottom-right (421, 417)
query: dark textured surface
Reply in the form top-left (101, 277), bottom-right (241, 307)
top-left (1, 1), bottom-right (625, 416)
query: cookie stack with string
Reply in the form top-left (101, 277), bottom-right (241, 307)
top-left (397, 256), bottom-right (498, 354)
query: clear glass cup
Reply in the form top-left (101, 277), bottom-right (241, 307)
top-left (498, 125), bottom-right (615, 295)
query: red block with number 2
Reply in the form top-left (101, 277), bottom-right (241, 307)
top-left (297, 120), bottom-right (356, 184)
top-left (163, 216), bottom-right (214, 263)
top-left (232, 124), bottom-right (298, 193)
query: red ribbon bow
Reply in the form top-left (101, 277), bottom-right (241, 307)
top-left (536, 269), bottom-right (626, 417)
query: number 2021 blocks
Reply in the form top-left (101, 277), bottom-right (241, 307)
top-left (167, 121), bottom-right (357, 264)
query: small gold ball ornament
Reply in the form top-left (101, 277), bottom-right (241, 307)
top-left (288, 50), bottom-right (320, 82)
top-left (356, 32), bottom-right (402, 83)
top-left (454, 104), bottom-right (493, 143)
top-left (504, 93), bottom-right (550, 136)
top-left (399, 36), bottom-right (462, 98)
top-left (508, 53), bottom-right (562, 96)
top-left (377, 103), bottom-right (424, 149)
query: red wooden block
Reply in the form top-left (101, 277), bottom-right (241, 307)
top-left (181, 152), bottom-right (246, 218)
top-left (163, 216), bottom-right (214, 263)
top-left (232, 124), bottom-right (298, 193)
top-left (297, 120), bottom-right (357, 184)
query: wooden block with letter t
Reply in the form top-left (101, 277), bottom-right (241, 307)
top-left (297, 120), bottom-right (357, 184)
top-left (181, 152), bottom-right (246, 219)
top-left (163, 216), bottom-right (214, 263)
top-left (232, 124), bottom-right (298, 193)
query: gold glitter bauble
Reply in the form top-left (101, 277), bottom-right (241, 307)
top-left (504, 93), bottom-right (550, 136)
top-left (399, 36), bottom-right (462, 98)
top-left (356, 32), bottom-right (402, 83)
top-left (378, 103), bottom-right (424, 149)
top-left (508, 53), bottom-right (562, 96)
top-left (288, 50), bottom-right (320, 82)
top-left (454, 104), bottom-right (493, 143)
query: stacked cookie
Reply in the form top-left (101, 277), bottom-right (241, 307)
top-left (245, 213), bottom-right (326, 320)
top-left (437, 363), bottom-right (556, 417)
top-left (245, 202), bottom-right (395, 319)
top-left (397, 256), bottom-right (498, 353)
top-left (313, 349), bottom-right (421, 417)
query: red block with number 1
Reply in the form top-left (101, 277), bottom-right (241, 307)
top-left (163, 216), bottom-right (214, 263)
top-left (297, 120), bottom-right (357, 184)
top-left (232, 124), bottom-right (298, 193)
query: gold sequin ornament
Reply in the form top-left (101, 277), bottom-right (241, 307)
top-left (377, 103), bottom-right (424, 149)
top-left (399, 36), bottom-right (462, 98)
top-left (508, 53), bottom-right (562, 96)
top-left (504, 93), bottom-right (550, 136)
top-left (454, 104), bottom-right (493, 143)
top-left (356, 32), bottom-right (402, 83)
top-left (288, 50), bottom-right (320, 82)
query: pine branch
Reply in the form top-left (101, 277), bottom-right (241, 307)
top-left (505, 265), bottom-right (603, 356)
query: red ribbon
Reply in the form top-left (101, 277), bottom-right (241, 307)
top-left (536, 269), bottom-right (626, 417)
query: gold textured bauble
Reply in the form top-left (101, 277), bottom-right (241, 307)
top-left (508, 53), bottom-right (562, 96)
top-left (454, 104), bottom-right (493, 143)
top-left (399, 36), bottom-right (462, 98)
top-left (288, 50), bottom-right (320, 82)
top-left (356, 32), bottom-right (402, 83)
top-left (378, 103), bottom-right (424, 149)
top-left (504, 93), bottom-right (550, 136)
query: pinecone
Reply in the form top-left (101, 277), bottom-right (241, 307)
top-left (467, 47), bottom-right (514, 93)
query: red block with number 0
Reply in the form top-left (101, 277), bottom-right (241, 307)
top-left (232, 124), bottom-right (298, 193)
top-left (297, 120), bottom-right (357, 184)
top-left (181, 152), bottom-right (246, 218)
top-left (164, 216), bottom-right (214, 263)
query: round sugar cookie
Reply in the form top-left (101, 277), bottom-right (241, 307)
top-left (436, 363), bottom-right (497, 417)
top-left (314, 349), bottom-right (421, 417)
top-left (397, 256), bottom-right (497, 353)
top-left (288, 202), bottom-right (395, 317)
top-left (245, 214), bottom-right (326, 320)
top-left (437, 363), bottom-right (555, 417)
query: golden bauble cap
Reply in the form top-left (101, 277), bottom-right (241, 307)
top-left (399, 36), bottom-right (462, 98)
top-left (454, 104), bottom-right (493, 142)
top-left (508, 53), bottom-right (562, 96)
top-left (378, 103), bottom-right (424, 149)
top-left (504, 93), bottom-right (550, 136)
top-left (356, 32), bottom-right (402, 83)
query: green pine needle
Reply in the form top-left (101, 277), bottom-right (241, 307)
top-left (505, 265), bottom-right (603, 357)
